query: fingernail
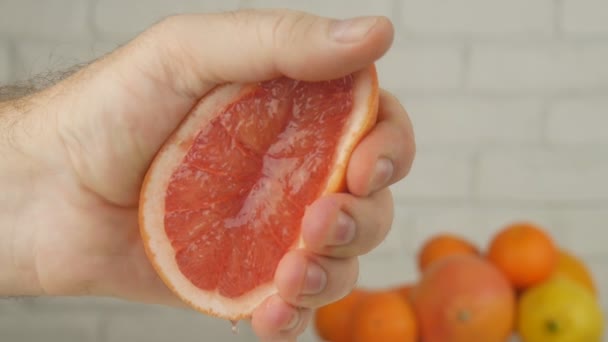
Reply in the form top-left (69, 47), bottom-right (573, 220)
top-left (281, 309), bottom-right (300, 332)
top-left (330, 211), bottom-right (356, 246)
top-left (370, 158), bottom-right (394, 192)
top-left (330, 16), bottom-right (378, 43)
top-left (303, 263), bottom-right (327, 295)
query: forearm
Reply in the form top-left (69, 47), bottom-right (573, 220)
top-left (0, 99), bottom-right (44, 296)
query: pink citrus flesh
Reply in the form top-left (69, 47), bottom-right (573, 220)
top-left (139, 65), bottom-right (379, 319)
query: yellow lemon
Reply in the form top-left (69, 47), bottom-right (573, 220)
top-left (517, 276), bottom-right (604, 342)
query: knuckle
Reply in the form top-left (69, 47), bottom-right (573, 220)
top-left (270, 10), bottom-right (314, 50)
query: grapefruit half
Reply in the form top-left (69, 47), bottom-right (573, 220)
top-left (139, 65), bottom-right (379, 320)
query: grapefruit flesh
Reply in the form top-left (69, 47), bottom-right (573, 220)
top-left (139, 66), bottom-right (379, 319)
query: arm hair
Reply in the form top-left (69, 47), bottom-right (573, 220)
top-left (0, 63), bottom-right (90, 102)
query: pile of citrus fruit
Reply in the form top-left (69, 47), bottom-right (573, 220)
top-left (313, 221), bottom-right (605, 342)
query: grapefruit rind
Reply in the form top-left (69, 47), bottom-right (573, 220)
top-left (139, 65), bottom-right (379, 320)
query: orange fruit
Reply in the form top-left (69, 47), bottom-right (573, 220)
top-left (350, 290), bottom-right (418, 342)
top-left (392, 283), bottom-right (415, 303)
top-left (412, 255), bottom-right (516, 342)
top-left (487, 222), bottom-right (558, 289)
top-left (418, 233), bottom-right (479, 272)
top-left (139, 66), bottom-right (379, 319)
top-left (553, 249), bottom-right (597, 296)
top-left (314, 288), bottom-right (368, 342)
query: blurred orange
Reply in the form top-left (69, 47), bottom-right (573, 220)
top-left (314, 288), bottom-right (367, 342)
top-left (391, 283), bottom-right (415, 303)
top-left (487, 222), bottom-right (558, 289)
top-left (418, 234), bottom-right (479, 272)
top-left (350, 290), bottom-right (418, 342)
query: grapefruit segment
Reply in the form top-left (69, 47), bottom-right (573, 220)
top-left (139, 65), bottom-right (379, 319)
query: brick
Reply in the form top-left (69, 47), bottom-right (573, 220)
top-left (94, 0), bottom-right (241, 38)
top-left (0, 0), bottom-right (89, 39)
top-left (104, 307), bottom-right (257, 342)
top-left (358, 251), bottom-right (418, 288)
top-left (477, 149), bottom-right (608, 202)
top-left (468, 43), bottom-right (608, 93)
top-left (377, 43), bottom-right (465, 92)
top-left (13, 41), bottom-right (117, 82)
top-left (0, 42), bottom-right (11, 84)
top-left (244, 0), bottom-right (395, 20)
top-left (547, 97), bottom-right (608, 145)
top-left (562, 0), bottom-right (608, 34)
top-left (0, 312), bottom-right (98, 342)
top-left (391, 150), bottom-right (474, 200)
top-left (405, 97), bottom-right (543, 146)
top-left (401, 0), bottom-right (553, 36)
top-left (546, 209), bottom-right (608, 257)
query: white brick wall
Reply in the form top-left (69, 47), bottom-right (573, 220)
top-left (0, 0), bottom-right (91, 40)
top-left (400, 0), bottom-right (554, 37)
top-left (93, 0), bottom-right (242, 38)
top-left (478, 148), bottom-right (608, 202)
top-left (405, 97), bottom-right (544, 146)
top-left (245, 0), bottom-right (396, 20)
top-left (13, 41), bottom-right (116, 81)
top-left (1, 0), bottom-right (607, 341)
top-left (377, 43), bottom-right (465, 91)
top-left (547, 97), bottom-right (608, 145)
top-left (468, 43), bottom-right (608, 93)
top-left (0, 42), bottom-right (11, 84)
top-left (561, 0), bottom-right (608, 35)
top-left (407, 206), bottom-right (570, 251)
top-left (391, 150), bottom-right (474, 199)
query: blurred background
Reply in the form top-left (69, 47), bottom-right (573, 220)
top-left (1, 0), bottom-right (607, 341)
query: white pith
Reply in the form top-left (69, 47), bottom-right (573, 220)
top-left (140, 67), bottom-right (377, 319)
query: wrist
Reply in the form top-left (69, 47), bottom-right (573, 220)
top-left (0, 99), bottom-right (51, 296)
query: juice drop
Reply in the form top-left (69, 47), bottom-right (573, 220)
top-left (230, 320), bottom-right (239, 335)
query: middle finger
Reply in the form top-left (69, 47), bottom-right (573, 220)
top-left (301, 188), bottom-right (394, 258)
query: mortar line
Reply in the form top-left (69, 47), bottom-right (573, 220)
top-left (87, 0), bottom-right (101, 41)
top-left (468, 150), bottom-right (481, 202)
top-left (7, 39), bottom-right (18, 83)
top-left (391, 0), bottom-right (404, 34)
top-left (460, 40), bottom-right (473, 90)
top-left (538, 97), bottom-right (553, 148)
top-left (553, 0), bottom-right (564, 39)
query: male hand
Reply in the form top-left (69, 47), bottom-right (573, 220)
top-left (0, 9), bottom-right (415, 341)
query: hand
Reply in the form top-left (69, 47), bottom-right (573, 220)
top-left (0, 9), bottom-right (415, 341)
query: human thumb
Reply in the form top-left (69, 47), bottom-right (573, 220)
top-left (117, 9), bottom-right (394, 100)
top-left (54, 9), bottom-right (393, 206)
